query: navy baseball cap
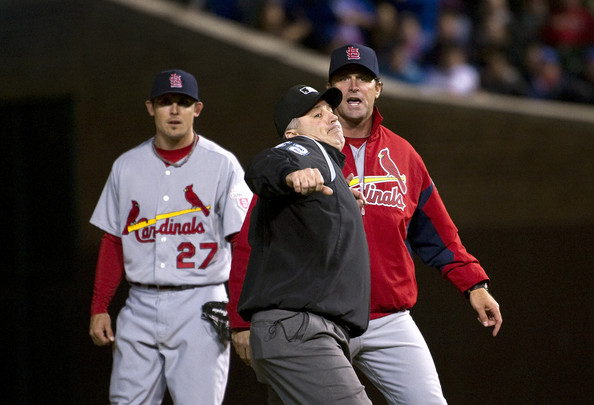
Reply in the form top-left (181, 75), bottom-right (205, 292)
top-left (329, 44), bottom-right (379, 80)
top-left (149, 69), bottom-right (199, 101)
top-left (273, 84), bottom-right (342, 138)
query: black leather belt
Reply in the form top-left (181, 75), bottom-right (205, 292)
top-left (129, 282), bottom-right (199, 291)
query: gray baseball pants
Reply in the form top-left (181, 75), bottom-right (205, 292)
top-left (250, 309), bottom-right (371, 405)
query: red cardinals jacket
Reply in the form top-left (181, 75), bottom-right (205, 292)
top-left (228, 108), bottom-right (488, 328)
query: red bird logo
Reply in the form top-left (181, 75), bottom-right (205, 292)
top-left (122, 200), bottom-right (140, 235)
top-left (378, 148), bottom-right (407, 194)
top-left (184, 184), bottom-right (210, 216)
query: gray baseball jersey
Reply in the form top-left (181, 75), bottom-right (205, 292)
top-left (90, 135), bottom-right (251, 286)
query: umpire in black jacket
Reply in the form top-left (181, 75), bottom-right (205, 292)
top-left (238, 84), bottom-right (371, 405)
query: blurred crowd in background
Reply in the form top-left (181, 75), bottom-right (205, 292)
top-left (180, 0), bottom-right (594, 105)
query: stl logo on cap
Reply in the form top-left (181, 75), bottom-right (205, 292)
top-left (299, 86), bottom-right (318, 95)
top-left (346, 46), bottom-right (361, 61)
top-left (169, 73), bottom-right (183, 89)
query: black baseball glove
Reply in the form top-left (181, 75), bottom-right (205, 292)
top-left (202, 301), bottom-right (231, 345)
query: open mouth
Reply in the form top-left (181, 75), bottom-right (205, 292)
top-left (347, 97), bottom-right (362, 105)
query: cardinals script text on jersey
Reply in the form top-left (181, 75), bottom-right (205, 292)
top-left (350, 147), bottom-right (408, 211)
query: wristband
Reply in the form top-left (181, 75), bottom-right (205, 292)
top-left (465, 281), bottom-right (489, 299)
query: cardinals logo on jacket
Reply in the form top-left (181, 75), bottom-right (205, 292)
top-left (378, 148), bottom-right (407, 194)
top-left (350, 147), bottom-right (408, 211)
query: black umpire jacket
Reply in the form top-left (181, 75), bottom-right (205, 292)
top-left (237, 135), bottom-right (370, 337)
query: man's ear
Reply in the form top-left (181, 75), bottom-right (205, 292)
top-left (194, 101), bottom-right (204, 117)
top-left (284, 130), bottom-right (298, 139)
top-left (145, 100), bottom-right (155, 116)
top-left (375, 81), bottom-right (383, 99)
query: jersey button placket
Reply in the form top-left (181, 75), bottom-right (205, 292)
top-left (156, 191), bottom-right (170, 280)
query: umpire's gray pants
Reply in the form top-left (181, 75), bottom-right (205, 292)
top-left (250, 309), bottom-right (371, 405)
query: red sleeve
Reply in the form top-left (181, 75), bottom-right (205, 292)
top-left (90, 233), bottom-right (125, 315)
top-left (413, 184), bottom-right (489, 293)
top-left (226, 232), bottom-right (239, 247)
top-left (227, 196), bottom-right (257, 330)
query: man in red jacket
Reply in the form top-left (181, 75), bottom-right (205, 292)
top-left (228, 44), bottom-right (502, 404)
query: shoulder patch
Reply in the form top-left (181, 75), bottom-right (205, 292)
top-left (276, 141), bottom-right (310, 156)
top-left (229, 182), bottom-right (252, 211)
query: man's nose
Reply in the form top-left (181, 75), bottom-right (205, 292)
top-left (348, 77), bottom-right (359, 91)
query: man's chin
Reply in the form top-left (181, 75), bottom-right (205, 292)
top-left (328, 128), bottom-right (343, 138)
top-left (331, 134), bottom-right (345, 150)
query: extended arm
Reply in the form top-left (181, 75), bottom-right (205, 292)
top-left (246, 147), bottom-right (332, 198)
top-left (409, 182), bottom-right (502, 335)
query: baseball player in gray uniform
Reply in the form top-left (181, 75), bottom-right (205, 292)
top-left (88, 69), bottom-right (251, 404)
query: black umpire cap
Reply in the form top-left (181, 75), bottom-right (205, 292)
top-left (273, 84), bottom-right (343, 138)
